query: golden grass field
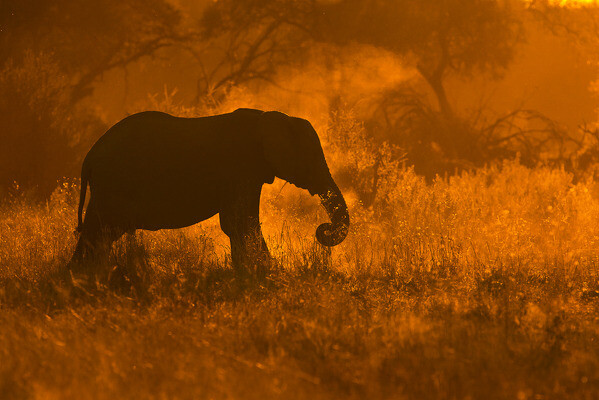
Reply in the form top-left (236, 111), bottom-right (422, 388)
top-left (2, 157), bottom-right (599, 399)
top-left (5, 1), bottom-right (599, 398)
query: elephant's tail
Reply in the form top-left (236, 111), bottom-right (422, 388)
top-left (76, 164), bottom-right (90, 233)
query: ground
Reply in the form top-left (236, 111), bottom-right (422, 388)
top-left (1, 162), bottom-right (599, 399)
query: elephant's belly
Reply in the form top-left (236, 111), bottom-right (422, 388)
top-left (135, 201), bottom-right (219, 230)
top-left (137, 196), bottom-right (221, 230)
top-left (89, 157), bottom-right (235, 230)
top-left (138, 213), bottom-right (218, 230)
top-left (94, 185), bottom-right (222, 230)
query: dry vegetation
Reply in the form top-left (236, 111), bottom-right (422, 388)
top-left (5, 1), bottom-right (599, 399)
top-left (1, 114), bottom-right (599, 400)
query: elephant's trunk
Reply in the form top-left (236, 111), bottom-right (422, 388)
top-left (316, 180), bottom-right (350, 247)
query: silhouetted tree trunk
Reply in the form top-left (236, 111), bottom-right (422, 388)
top-left (418, 65), bottom-right (454, 120)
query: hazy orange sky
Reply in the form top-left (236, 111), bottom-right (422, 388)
top-left (547, 0), bottom-right (597, 5)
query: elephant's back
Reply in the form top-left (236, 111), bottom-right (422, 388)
top-left (86, 110), bottom-right (260, 162)
top-left (87, 111), bottom-right (195, 159)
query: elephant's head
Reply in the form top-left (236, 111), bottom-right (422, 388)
top-left (259, 111), bottom-right (349, 247)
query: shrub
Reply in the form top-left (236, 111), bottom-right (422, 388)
top-left (0, 52), bottom-right (104, 199)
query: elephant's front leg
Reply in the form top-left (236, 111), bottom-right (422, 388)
top-left (219, 184), bottom-right (271, 272)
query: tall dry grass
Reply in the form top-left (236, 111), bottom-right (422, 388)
top-left (1, 112), bottom-right (599, 399)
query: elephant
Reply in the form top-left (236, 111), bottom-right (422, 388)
top-left (69, 108), bottom-right (349, 274)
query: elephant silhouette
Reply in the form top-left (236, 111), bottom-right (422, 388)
top-left (69, 108), bottom-right (349, 273)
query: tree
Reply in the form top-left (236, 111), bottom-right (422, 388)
top-left (187, 0), bottom-right (316, 103)
top-left (0, 53), bottom-right (104, 198)
top-left (315, 0), bottom-right (522, 119)
top-left (527, 1), bottom-right (599, 175)
top-left (307, 0), bottom-right (528, 177)
top-left (0, 0), bottom-right (188, 197)
top-left (1, 0), bottom-right (187, 104)
top-left (191, 0), bottom-right (528, 177)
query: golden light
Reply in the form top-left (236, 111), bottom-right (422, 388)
top-left (547, 0), bottom-right (598, 6)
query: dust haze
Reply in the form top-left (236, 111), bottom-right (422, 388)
top-left (2, 1), bottom-right (599, 399)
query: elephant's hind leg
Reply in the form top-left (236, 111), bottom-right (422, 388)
top-left (68, 200), bottom-right (125, 279)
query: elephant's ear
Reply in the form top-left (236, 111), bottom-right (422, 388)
top-left (259, 111), bottom-right (300, 184)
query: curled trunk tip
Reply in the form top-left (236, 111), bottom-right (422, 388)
top-left (316, 182), bottom-right (349, 247)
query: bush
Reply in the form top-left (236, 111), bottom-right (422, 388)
top-left (365, 89), bottom-right (573, 180)
top-left (324, 109), bottom-right (405, 210)
top-left (0, 52), bottom-right (105, 199)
